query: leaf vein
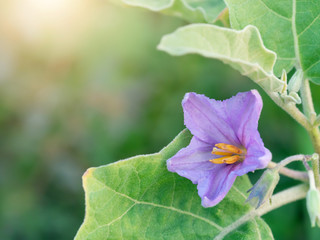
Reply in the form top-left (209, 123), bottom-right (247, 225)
top-left (258, 0), bottom-right (291, 20)
top-left (93, 176), bottom-right (224, 231)
top-left (213, 210), bottom-right (257, 240)
top-left (303, 58), bottom-right (320, 73)
top-left (232, 185), bottom-right (247, 200)
top-left (253, 218), bottom-right (262, 240)
top-left (298, 13), bottom-right (320, 37)
top-left (171, 175), bottom-right (176, 207)
top-left (138, 201), bottom-right (223, 230)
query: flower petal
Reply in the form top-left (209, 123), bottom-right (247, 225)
top-left (167, 136), bottom-right (243, 208)
top-left (222, 90), bottom-right (271, 175)
top-left (235, 134), bottom-right (272, 176)
top-left (167, 137), bottom-right (214, 184)
top-left (168, 90), bottom-right (271, 208)
top-left (182, 92), bottom-right (240, 146)
top-left (224, 90), bottom-right (262, 146)
top-left (197, 164), bottom-right (240, 208)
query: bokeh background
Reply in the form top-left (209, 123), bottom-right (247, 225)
top-left (1, 1), bottom-right (320, 239)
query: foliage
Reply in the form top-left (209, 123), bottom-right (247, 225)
top-left (75, 0), bottom-right (320, 239)
top-left (1, 0), bottom-right (320, 240)
top-left (158, 24), bottom-right (284, 92)
top-left (75, 130), bottom-right (273, 240)
top-left (123, 0), bottom-right (226, 23)
top-left (226, 0), bottom-right (320, 82)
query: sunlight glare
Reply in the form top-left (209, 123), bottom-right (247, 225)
top-left (4, 0), bottom-right (89, 43)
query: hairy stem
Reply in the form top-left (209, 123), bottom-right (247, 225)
top-left (268, 92), bottom-right (310, 130)
top-left (300, 77), bottom-right (315, 120)
top-left (213, 184), bottom-right (308, 240)
top-left (256, 184), bottom-right (308, 215)
top-left (300, 77), bottom-right (320, 188)
top-left (268, 161), bottom-right (308, 182)
top-left (310, 127), bottom-right (320, 188)
top-left (274, 154), bottom-right (305, 169)
top-left (315, 115), bottom-right (320, 127)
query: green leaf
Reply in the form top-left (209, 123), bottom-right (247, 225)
top-left (122, 0), bottom-right (226, 24)
top-left (158, 24), bottom-right (285, 92)
top-left (75, 129), bottom-right (274, 239)
top-left (225, 0), bottom-right (320, 84)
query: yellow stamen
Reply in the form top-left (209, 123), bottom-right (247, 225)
top-left (210, 143), bottom-right (246, 165)
top-left (215, 143), bottom-right (242, 154)
top-left (209, 155), bottom-right (241, 164)
top-left (211, 147), bottom-right (233, 156)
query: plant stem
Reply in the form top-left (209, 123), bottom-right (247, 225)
top-left (268, 161), bottom-right (308, 182)
top-left (300, 76), bottom-right (315, 120)
top-left (268, 92), bottom-right (310, 130)
top-left (315, 115), bottom-right (320, 127)
top-left (303, 158), bottom-right (312, 171)
top-left (300, 77), bottom-right (320, 188)
top-left (268, 154), bottom-right (316, 182)
top-left (213, 184), bottom-right (308, 240)
top-left (273, 154), bottom-right (305, 169)
top-left (310, 127), bottom-right (320, 188)
top-left (256, 184), bottom-right (308, 216)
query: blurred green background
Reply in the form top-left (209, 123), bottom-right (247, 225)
top-left (1, 1), bottom-right (320, 239)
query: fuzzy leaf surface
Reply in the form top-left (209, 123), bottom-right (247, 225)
top-left (158, 24), bottom-right (284, 92)
top-left (226, 0), bottom-right (320, 83)
top-left (75, 130), bottom-right (273, 240)
top-left (122, 0), bottom-right (226, 23)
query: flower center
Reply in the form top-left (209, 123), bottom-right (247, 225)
top-left (209, 143), bottom-right (246, 164)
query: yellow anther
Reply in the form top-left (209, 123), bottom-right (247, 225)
top-left (209, 155), bottom-right (241, 164)
top-left (215, 143), bottom-right (242, 155)
top-left (210, 143), bottom-right (246, 165)
top-left (211, 147), bottom-right (233, 156)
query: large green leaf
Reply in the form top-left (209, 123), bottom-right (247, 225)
top-left (158, 24), bottom-right (285, 93)
top-left (225, 0), bottom-right (320, 84)
top-left (75, 130), bottom-right (273, 239)
top-left (122, 0), bottom-right (226, 24)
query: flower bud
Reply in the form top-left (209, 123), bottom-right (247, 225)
top-left (306, 188), bottom-right (320, 227)
top-left (306, 171), bottom-right (320, 227)
top-left (280, 69), bottom-right (287, 94)
top-left (246, 169), bottom-right (280, 209)
top-left (288, 69), bottom-right (303, 93)
top-left (280, 91), bottom-right (302, 105)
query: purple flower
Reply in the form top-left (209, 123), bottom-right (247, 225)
top-left (167, 90), bottom-right (271, 208)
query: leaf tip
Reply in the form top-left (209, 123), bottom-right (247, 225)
top-left (83, 167), bottom-right (94, 180)
top-left (157, 37), bottom-right (169, 53)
